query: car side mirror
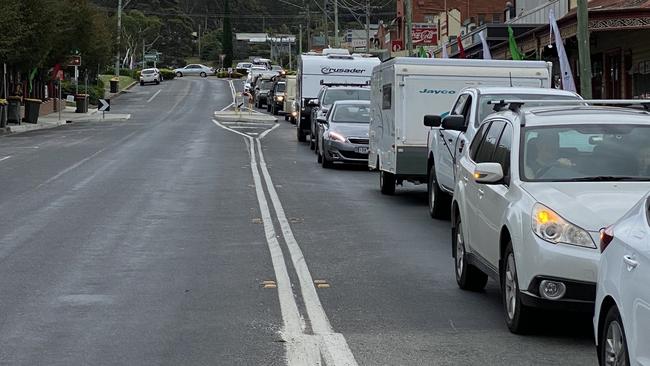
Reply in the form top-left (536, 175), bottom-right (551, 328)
top-left (441, 115), bottom-right (467, 132)
top-left (423, 115), bottom-right (442, 127)
top-left (473, 163), bottom-right (504, 184)
top-left (308, 99), bottom-right (319, 107)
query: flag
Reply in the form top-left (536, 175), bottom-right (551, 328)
top-left (418, 46), bottom-right (427, 58)
top-left (457, 35), bottom-right (466, 58)
top-left (549, 9), bottom-right (577, 92)
top-left (478, 30), bottom-right (492, 60)
top-left (442, 42), bottom-right (449, 58)
top-left (508, 26), bottom-right (524, 60)
top-left (28, 68), bottom-right (37, 93)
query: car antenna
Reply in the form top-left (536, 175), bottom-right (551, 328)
top-left (509, 72), bottom-right (513, 87)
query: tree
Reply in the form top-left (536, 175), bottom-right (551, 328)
top-left (200, 30), bottom-right (223, 64)
top-left (222, 0), bottom-right (233, 67)
top-left (121, 10), bottom-right (162, 67)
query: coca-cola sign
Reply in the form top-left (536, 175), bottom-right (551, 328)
top-left (412, 26), bottom-right (437, 46)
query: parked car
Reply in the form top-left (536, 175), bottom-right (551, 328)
top-left (269, 80), bottom-right (287, 115)
top-left (252, 58), bottom-right (272, 70)
top-left (310, 85), bottom-right (371, 153)
top-left (318, 100), bottom-right (371, 168)
top-left (450, 102), bottom-right (650, 334)
top-left (254, 78), bottom-right (275, 108)
top-left (271, 65), bottom-right (285, 75)
top-left (236, 62), bottom-right (253, 74)
top-left (595, 192), bottom-right (650, 366)
top-left (173, 64), bottom-right (214, 77)
top-left (424, 87), bottom-right (581, 218)
top-left (283, 75), bottom-right (298, 124)
top-left (140, 68), bottom-right (162, 85)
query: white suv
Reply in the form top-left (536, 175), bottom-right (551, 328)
top-left (449, 102), bottom-right (650, 333)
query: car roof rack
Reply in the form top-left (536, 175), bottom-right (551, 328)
top-left (319, 80), bottom-right (370, 87)
top-left (487, 99), bottom-right (650, 126)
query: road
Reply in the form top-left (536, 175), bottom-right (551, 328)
top-left (0, 77), bottom-right (596, 365)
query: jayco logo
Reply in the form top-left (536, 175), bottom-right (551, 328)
top-left (419, 89), bottom-right (456, 94)
top-left (321, 67), bottom-right (366, 75)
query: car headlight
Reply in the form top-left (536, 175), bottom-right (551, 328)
top-left (276, 96), bottom-right (284, 101)
top-left (531, 203), bottom-right (595, 248)
top-left (327, 131), bottom-right (345, 142)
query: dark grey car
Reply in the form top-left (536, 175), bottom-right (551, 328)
top-left (318, 100), bottom-right (370, 168)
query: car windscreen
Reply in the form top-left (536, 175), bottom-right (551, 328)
top-left (479, 94), bottom-right (580, 123)
top-left (142, 69), bottom-right (155, 74)
top-left (276, 83), bottom-right (286, 92)
top-left (260, 81), bottom-right (274, 90)
top-left (332, 105), bottom-right (371, 123)
top-left (520, 124), bottom-right (650, 182)
top-left (323, 89), bottom-right (370, 105)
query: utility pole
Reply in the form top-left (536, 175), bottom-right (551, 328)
top-left (334, 0), bottom-right (339, 47)
top-left (324, 0), bottom-right (329, 42)
top-left (307, 3), bottom-right (311, 50)
top-left (142, 38), bottom-right (146, 67)
top-left (299, 24), bottom-right (303, 54)
top-left (366, 0), bottom-right (370, 53)
top-left (198, 24), bottom-right (202, 60)
top-left (577, 0), bottom-right (593, 98)
top-left (115, 0), bottom-right (123, 76)
top-left (405, 0), bottom-right (413, 55)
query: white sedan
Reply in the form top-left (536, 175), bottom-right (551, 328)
top-left (595, 192), bottom-right (650, 366)
top-left (173, 64), bottom-right (214, 78)
top-left (449, 102), bottom-right (650, 333)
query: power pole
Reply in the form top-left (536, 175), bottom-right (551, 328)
top-left (577, 0), bottom-right (593, 98)
top-left (198, 24), bottom-right (202, 60)
top-left (307, 3), bottom-right (311, 50)
top-left (366, 0), bottom-right (370, 53)
top-left (143, 38), bottom-right (146, 67)
top-left (324, 0), bottom-right (329, 42)
top-left (405, 0), bottom-right (413, 55)
top-left (115, 0), bottom-right (123, 76)
top-left (334, 0), bottom-right (339, 47)
top-left (299, 24), bottom-right (303, 54)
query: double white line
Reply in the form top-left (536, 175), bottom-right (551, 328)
top-left (212, 81), bottom-right (357, 366)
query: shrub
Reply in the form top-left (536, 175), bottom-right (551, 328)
top-left (61, 81), bottom-right (105, 105)
top-left (160, 68), bottom-right (175, 80)
top-left (217, 71), bottom-right (229, 78)
top-left (231, 71), bottom-right (244, 79)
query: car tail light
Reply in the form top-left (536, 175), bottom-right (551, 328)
top-left (599, 225), bottom-right (614, 252)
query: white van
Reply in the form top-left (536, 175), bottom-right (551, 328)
top-left (368, 58), bottom-right (553, 195)
top-left (296, 53), bottom-right (380, 141)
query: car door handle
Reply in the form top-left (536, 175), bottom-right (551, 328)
top-left (463, 176), bottom-right (468, 182)
top-left (623, 255), bottom-right (638, 270)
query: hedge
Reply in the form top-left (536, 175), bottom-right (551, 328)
top-left (61, 80), bottom-right (105, 105)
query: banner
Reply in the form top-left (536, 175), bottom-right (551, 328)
top-left (412, 24), bottom-right (437, 46)
top-left (550, 9), bottom-right (577, 92)
top-left (479, 30), bottom-right (492, 60)
top-left (508, 26), bottom-right (524, 60)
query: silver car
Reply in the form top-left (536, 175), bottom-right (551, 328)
top-left (173, 64), bottom-right (214, 77)
top-left (318, 100), bottom-right (370, 168)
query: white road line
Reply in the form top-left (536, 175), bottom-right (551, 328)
top-left (255, 139), bottom-right (358, 365)
top-left (258, 123), bottom-right (280, 139)
top-left (147, 90), bottom-right (162, 103)
top-left (0, 156), bottom-right (11, 162)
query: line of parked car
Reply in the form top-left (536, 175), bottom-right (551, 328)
top-left (259, 52), bottom-right (649, 365)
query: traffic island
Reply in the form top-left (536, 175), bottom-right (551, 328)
top-left (213, 110), bottom-right (277, 123)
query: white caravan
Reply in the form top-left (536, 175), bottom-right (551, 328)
top-left (296, 53), bottom-right (380, 141)
top-left (369, 58), bottom-right (553, 195)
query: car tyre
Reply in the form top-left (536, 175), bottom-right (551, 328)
top-left (502, 242), bottom-right (535, 334)
top-left (453, 216), bottom-right (488, 291)
top-left (140, 81), bottom-right (144, 86)
top-left (267, 103), bottom-right (271, 112)
top-left (309, 137), bottom-right (315, 150)
top-left (155, 79), bottom-right (160, 85)
top-left (428, 166), bottom-right (451, 219)
top-left (297, 126), bottom-right (307, 142)
top-left (200, 72), bottom-right (207, 78)
top-left (176, 72), bottom-right (183, 77)
top-left (284, 114), bottom-right (289, 121)
top-left (321, 154), bottom-right (333, 169)
top-left (599, 306), bottom-right (630, 366)
top-left (379, 170), bottom-right (396, 195)
top-left (317, 149), bottom-right (323, 163)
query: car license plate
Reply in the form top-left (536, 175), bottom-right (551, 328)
top-left (356, 147), bottom-right (368, 154)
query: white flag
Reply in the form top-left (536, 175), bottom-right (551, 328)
top-left (442, 42), bottom-right (449, 59)
top-left (550, 9), bottom-right (576, 92)
top-left (478, 30), bottom-right (492, 60)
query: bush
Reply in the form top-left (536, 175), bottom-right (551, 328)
top-left (216, 71), bottom-right (243, 79)
top-left (231, 71), bottom-right (244, 79)
top-left (160, 68), bottom-right (175, 80)
top-left (217, 71), bottom-right (228, 78)
top-left (61, 80), bottom-right (105, 105)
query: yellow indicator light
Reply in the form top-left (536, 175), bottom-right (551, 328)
top-left (537, 210), bottom-right (551, 224)
top-left (473, 173), bottom-right (481, 179)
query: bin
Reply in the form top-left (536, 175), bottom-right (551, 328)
top-left (75, 94), bottom-right (89, 113)
top-left (23, 98), bottom-right (41, 124)
top-left (110, 78), bottom-right (119, 93)
top-left (0, 104), bottom-right (6, 128)
top-left (7, 96), bottom-right (21, 124)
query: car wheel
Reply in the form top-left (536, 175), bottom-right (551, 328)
top-left (273, 105), bottom-right (279, 116)
top-left (309, 137), bottom-right (315, 150)
top-left (317, 148), bottom-right (323, 163)
top-left (428, 166), bottom-right (451, 219)
top-left (155, 80), bottom-right (160, 85)
top-left (200, 72), bottom-right (207, 78)
top-left (600, 306), bottom-right (630, 366)
top-left (176, 72), bottom-right (183, 77)
top-left (379, 170), bottom-right (396, 195)
top-left (297, 127), bottom-right (307, 142)
top-left (502, 242), bottom-right (534, 334)
top-left (290, 117), bottom-right (296, 125)
top-left (321, 154), bottom-right (333, 169)
top-left (284, 114), bottom-right (289, 121)
top-left (453, 216), bottom-right (488, 291)
top-left (267, 103), bottom-right (271, 112)
top-left (140, 81), bottom-right (144, 86)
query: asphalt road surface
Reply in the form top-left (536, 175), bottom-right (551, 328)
top-left (0, 77), bottom-right (597, 365)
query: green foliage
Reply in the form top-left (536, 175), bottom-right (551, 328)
top-left (160, 69), bottom-right (176, 80)
top-left (200, 29), bottom-right (223, 64)
top-left (216, 71), bottom-right (243, 79)
top-left (61, 80), bottom-right (105, 105)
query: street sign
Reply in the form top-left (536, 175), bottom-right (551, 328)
top-left (98, 99), bottom-right (110, 112)
top-left (144, 53), bottom-right (159, 62)
top-left (68, 55), bottom-right (81, 67)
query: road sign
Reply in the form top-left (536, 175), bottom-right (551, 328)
top-left (68, 55), bottom-right (81, 66)
top-left (98, 99), bottom-right (110, 112)
top-left (144, 53), bottom-right (159, 62)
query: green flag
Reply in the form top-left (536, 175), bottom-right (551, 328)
top-left (418, 46), bottom-right (427, 58)
top-left (28, 68), bottom-right (38, 92)
top-left (508, 26), bottom-right (525, 60)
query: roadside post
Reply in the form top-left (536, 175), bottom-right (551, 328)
top-left (98, 98), bottom-right (110, 119)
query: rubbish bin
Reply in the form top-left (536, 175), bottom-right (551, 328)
top-left (110, 78), bottom-right (119, 93)
top-left (0, 101), bottom-right (6, 128)
top-left (7, 96), bottom-right (21, 124)
top-left (23, 98), bottom-right (41, 124)
top-left (75, 94), bottom-right (89, 113)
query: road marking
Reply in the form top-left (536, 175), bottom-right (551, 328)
top-left (147, 90), bottom-right (162, 103)
top-left (213, 114), bottom-right (357, 365)
top-left (0, 156), bottom-right (11, 162)
top-left (258, 123), bottom-right (280, 139)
